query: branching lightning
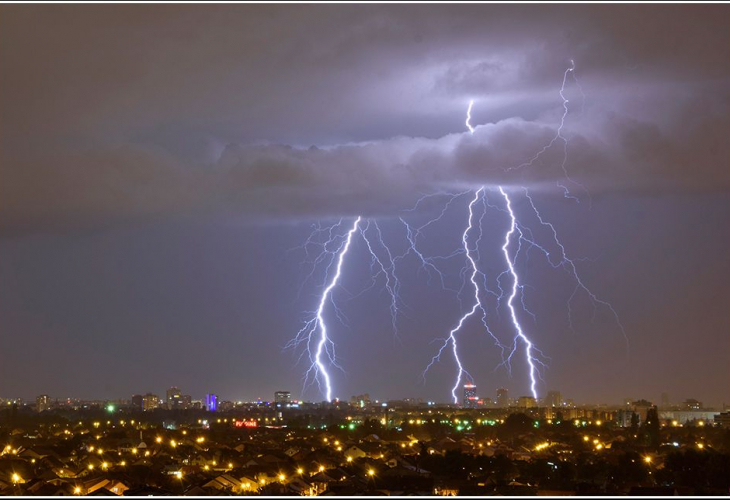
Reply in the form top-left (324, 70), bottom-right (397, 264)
top-left (498, 186), bottom-right (541, 399)
top-left (289, 60), bottom-right (625, 405)
top-left (507, 60), bottom-right (589, 203)
top-left (288, 217), bottom-right (361, 402)
top-left (422, 189), bottom-right (505, 404)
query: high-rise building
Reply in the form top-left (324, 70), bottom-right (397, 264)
top-left (496, 388), bottom-right (509, 408)
top-left (142, 393), bottom-right (160, 412)
top-left (205, 393), bottom-right (218, 412)
top-left (166, 387), bottom-right (182, 410)
top-left (36, 395), bottom-right (50, 413)
top-left (131, 394), bottom-right (143, 410)
top-left (181, 394), bottom-right (192, 409)
top-left (545, 391), bottom-right (562, 408)
top-left (274, 391), bottom-right (291, 408)
top-left (463, 384), bottom-right (478, 409)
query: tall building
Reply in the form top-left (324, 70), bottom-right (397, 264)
top-left (166, 387), bottom-right (182, 410)
top-left (545, 391), bottom-right (562, 408)
top-left (205, 393), bottom-right (218, 412)
top-left (274, 391), bottom-right (291, 408)
top-left (131, 394), bottom-right (143, 410)
top-left (463, 384), bottom-right (478, 409)
top-left (36, 395), bottom-right (50, 413)
top-left (142, 393), bottom-right (160, 412)
top-left (496, 388), bottom-right (509, 408)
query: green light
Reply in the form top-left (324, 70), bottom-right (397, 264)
top-left (348, 423), bottom-right (355, 430)
top-left (106, 405), bottom-right (115, 413)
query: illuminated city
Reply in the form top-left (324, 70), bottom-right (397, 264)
top-left (1, 1), bottom-right (729, 497)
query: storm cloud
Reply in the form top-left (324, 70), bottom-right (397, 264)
top-left (1, 4), bottom-right (729, 234)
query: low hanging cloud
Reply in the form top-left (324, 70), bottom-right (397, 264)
top-left (3, 95), bottom-right (728, 235)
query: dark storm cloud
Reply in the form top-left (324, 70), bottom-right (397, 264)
top-left (1, 4), bottom-right (729, 233)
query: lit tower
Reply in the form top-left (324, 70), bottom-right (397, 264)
top-left (463, 384), bottom-right (478, 409)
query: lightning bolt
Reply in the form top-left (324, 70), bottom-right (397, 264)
top-left (289, 217), bottom-right (361, 402)
top-left (519, 188), bottom-right (628, 347)
top-left (423, 188), bottom-right (504, 404)
top-left (358, 220), bottom-right (402, 339)
top-left (498, 186), bottom-right (542, 400)
top-left (507, 60), bottom-right (588, 203)
top-left (466, 99), bottom-right (475, 134)
top-left (287, 60), bottom-right (624, 405)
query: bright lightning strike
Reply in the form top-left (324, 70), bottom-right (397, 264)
top-left (290, 217), bottom-right (361, 402)
top-left (498, 186), bottom-right (541, 400)
top-left (289, 60), bottom-right (625, 406)
top-left (466, 100), bottom-right (475, 134)
top-left (423, 188), bottom-right (502, 404)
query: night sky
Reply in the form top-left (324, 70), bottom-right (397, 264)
top-left (1, 4), bottom-right (729, 406)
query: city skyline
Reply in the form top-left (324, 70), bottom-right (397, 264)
top-left (1, 4), bottom-right (729, 407)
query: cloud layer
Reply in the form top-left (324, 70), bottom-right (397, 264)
top-left (1, 4), bottom-right (729, 233)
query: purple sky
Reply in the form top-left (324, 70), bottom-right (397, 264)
top-left (1, 4), bottom-right (729, 406)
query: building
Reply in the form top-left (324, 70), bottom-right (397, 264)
top-left (274, 391), bottom-right (292, 408)
top-left (714, 412), bottom-right (730, 428)
top-left (351, 394), bottom-right (371, 408)
top-left (496, 388), bottom-right (509, 408)
top-left (463, 384), bottom-right (478, 409)
top-left (131, 394), bottom-right (143, 410)
top-left (166, 387), bottom-right (182, 410)
top-left (180, 394), bottom-right (192, 409)
top-left (36, 395), bottom-right (50, 413)
top-left (517, 396), bottom-right (537, 409)
top-left (205, 393), bottom-right (218, 412)
top-left (545, 391), bottom-right (562, 408)
top-left (659, 410), bottom-right (720, 425)
top-left (142, 393), bottom-right (160, 412)
top-left (683, 399), bottom-right (702, 410)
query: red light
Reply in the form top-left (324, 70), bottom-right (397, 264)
top-left (233, 420), bottom-right (258, 428)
